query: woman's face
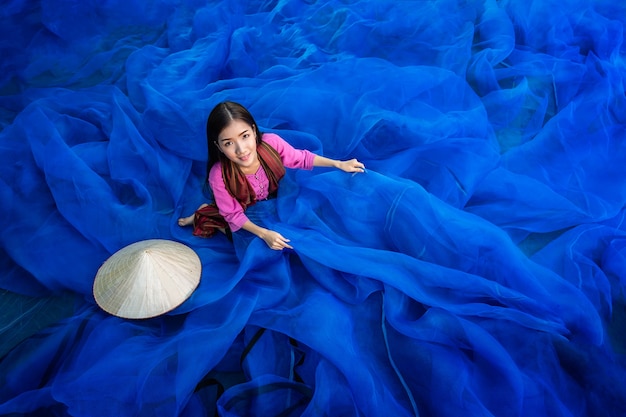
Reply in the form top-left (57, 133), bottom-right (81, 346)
top-left (216, 119), bottom-right (259, 173)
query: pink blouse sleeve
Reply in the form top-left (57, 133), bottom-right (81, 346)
top-left (262, 133), bottom-right (316, 170)
top-left (208, 163), bottom-right (249, 232)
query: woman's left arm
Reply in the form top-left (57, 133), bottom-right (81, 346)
top-left (313, 155), bottom-right (366, 173)
top-left (264, 133), bottom-right (365, 173)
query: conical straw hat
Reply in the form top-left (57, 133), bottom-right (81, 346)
top-left (93, 239), bottom-right (201, 319)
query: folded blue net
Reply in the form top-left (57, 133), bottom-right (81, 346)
top-left (1, 0), bottom-right (625, 416)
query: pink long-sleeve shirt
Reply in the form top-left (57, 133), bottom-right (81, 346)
top-left (208, 133), bottom-right (316, 231)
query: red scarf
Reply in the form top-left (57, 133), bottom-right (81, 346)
top-left (192, 140), bottom-right (286, 237)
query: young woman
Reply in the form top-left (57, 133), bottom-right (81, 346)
top-left (179, 101), bottom-right (365, 253)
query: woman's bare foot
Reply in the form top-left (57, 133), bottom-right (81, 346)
top-left (178, 214), bottom-right (194, 227)
top-left (178, 204), bottom-right (209, 227)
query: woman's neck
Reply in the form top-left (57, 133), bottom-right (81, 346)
top-left (240, 160), bottom-right (261, 175)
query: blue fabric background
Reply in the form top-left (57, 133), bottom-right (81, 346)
top-left (1, 0), bottom-right (625, 416)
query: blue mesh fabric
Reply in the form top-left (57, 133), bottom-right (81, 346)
top-left (1, 0), bottom-right (626, 416)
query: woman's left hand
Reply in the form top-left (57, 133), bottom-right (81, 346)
top-left (337, 159), bottom-right (366, 173)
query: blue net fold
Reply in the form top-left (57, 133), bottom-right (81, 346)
top-left (1, 0), bottom-right (626, 416)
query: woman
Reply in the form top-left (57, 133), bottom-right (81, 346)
top-left (179, 101), bottom-right (365, 254)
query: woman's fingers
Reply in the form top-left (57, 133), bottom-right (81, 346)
top-left (272, 242), bottom-right (293, 250)
top-left (275, 236), bottom-right (293, 250)
top-left (265, 231), bottom-right (292, 250)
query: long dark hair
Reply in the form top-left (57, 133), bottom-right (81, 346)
top-left (204, 101), bottom-right (263, 190)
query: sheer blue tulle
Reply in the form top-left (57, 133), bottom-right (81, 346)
top-left (1, 0), bottom-right (626, 416)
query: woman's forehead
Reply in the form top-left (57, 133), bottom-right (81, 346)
top-left (219, 119), bottom-right (253, 140)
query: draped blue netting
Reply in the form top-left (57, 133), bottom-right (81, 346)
top-left (1, 0), bottom-right (626, 415)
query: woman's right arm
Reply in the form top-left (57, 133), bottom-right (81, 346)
top-left (209, 164), bottom-right (292, 250)
top-left (208, 164), bottom-right (249, 231)
top-left (240, 221), bottom-right (293, 250)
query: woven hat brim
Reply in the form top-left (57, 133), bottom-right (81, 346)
top-left (93, 239), bottom-right (201, 319)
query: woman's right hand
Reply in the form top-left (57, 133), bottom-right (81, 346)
top-left (260, 229), bottom-right (293, 251)
top-left (242, 220), bottom-right (293, 251)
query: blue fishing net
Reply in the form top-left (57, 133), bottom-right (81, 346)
top-left (1, 0), bottom-right (625, 416)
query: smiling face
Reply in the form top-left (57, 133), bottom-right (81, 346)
top-left (216, 119), bottom-right (259, 174)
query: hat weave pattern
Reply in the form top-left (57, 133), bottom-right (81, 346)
top-left (93, 239), bottom-right (201, 319)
